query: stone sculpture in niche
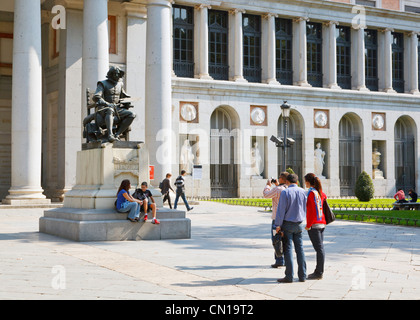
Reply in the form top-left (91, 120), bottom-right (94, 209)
top-left (180, 139), bottom-right (195, 174)
top-left (314, 142), bottom-right (326, 179)
top-left (372, 148), bottom-right (384, 179)
top-left (250, 141), bottom-right (263, 177)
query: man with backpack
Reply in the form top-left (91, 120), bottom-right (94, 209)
top-left (173, 170), bottom-right (194, 212)
top-left (160, 173), bottom-right (175, 209)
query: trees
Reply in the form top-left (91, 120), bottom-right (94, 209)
top-left (355, 171), bottom-right (375, 202)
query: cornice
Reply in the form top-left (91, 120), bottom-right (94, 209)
top-left (167, 0), bottom-right (420, 33)
top-left (171, 78), bottom-right (420, 107)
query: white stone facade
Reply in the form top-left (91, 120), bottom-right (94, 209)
top-left (1, 0), bottom-right (420, 203)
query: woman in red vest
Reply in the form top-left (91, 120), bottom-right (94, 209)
top-left (304, 173), bottom-right (327, 280)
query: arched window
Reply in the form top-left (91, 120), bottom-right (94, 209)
top-left (339, 114), bottom-right (362, 196)
top-left (277, 112), bottom-right (303, 181)
top-left (395, 117), bottom-right (416, 191)
top-left (210, 107), bottom-right (239, 198)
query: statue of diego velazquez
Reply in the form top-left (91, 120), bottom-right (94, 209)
top-left (83, 66), bottom-right (136, 143)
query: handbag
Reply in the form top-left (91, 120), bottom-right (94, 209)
top-left (272, 232), bottom-right (286, 258)
top-left (323, 199), bottom-right (335, 224)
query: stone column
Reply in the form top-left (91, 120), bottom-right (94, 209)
top-left (408, 32), bottom-right (420, 95)
top-left (82, 0), bottom-right (109, 119)
top-left (56, 7), bottom-right (83, 201)
top-left (196, 4), bottom-right (212, 80)
top-left (123, 3), bottom-right (148, 141)
top-left (229, 8), bottom-right (247, 82)
top-left (381, 28), bottom-right (396, 93)
top-left (3, 0), bottom-right (50, 205)
top-left (292, 17), bottom-right (310, 87)
top-left (262, 13), bottom-right (280, 85)
top-left (351, 26), bottom-right (368, 91)
top-left (323, 21), bottom-right (340, 89)
top-left (145, 0), bottom-right (173, 185)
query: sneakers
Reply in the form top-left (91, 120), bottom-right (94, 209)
top-left (142, 214), bottom-right (160, 224)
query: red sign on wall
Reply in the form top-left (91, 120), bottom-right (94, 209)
top-left (149, 165), bottom-right (154, 180)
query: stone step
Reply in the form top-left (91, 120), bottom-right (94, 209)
top-left (39, 206), bottom-right (191, 241)
top-left (39, 216), bottom-right (191, 242)
top-left (43, 207), bottom-right (186, 221)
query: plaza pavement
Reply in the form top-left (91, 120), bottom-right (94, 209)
top-left (0, 201), bottom-right (419, 300)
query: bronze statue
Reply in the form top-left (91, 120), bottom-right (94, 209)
top-left (83, 66), bottom-right (136, 143)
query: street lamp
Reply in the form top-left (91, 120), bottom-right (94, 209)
top-left (270, 101), bottom-right (295, 172)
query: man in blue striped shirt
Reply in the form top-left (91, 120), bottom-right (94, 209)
top-left (275, 174), bottom-right (307, 283)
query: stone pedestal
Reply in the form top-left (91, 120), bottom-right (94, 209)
top-left (63, 141), bottom-right (149, 209)
top-left (373, 169), bottom-right (384, 180)
top-left (39, 142), bottom-right (191, 241)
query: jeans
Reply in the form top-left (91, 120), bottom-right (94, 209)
top-left (117, 201), bottom-right (140, 220)
top-left (162, 192), bottom-right (172, 209)
top-left (282, 221), bottom-right (306, 281)
top-left (271, 220), bottom-right (284, 265)
top-left (174, 192), bottom-right (191, 211)
top-left (307, 227), bottom-right (325, 275)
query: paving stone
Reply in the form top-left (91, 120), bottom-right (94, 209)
top-left (0, 202), bottom-right (419, 300)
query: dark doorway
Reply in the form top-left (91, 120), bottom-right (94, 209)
top-left (339, 114), bottom-right (362, 196)
top-left (395, 117), bottom-right (416, 192)
top-left (210, 107), bottom-right (238, 198)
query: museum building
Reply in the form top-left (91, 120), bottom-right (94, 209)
top-left (1, 0), bottom-right (420, 204)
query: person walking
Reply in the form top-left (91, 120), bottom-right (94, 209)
top-left (275, 174), bottom-right (307, 283)
top-left (304, 173), bottom-right (327, 280)
top-left (174, 170), bottom-right (194, 211)
top-left (161, 173), bottom-right (175, 209)
top-left (263, 172), bottom-right (289, 268)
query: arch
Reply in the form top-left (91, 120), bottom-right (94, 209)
top-left (277, 110), bottom-right (304, 180)
top-left (210, 105), bottom-right (240, 131)
top-left (394, 115), bottom-right (417, 192)
top-left (339, 113), bottom-right (362, 196)
top-left (210, 106), bottom-right (239, 198)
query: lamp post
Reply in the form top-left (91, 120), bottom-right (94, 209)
top-left (281, 101), bottom-right (291, 172)
top-left (270, 101), bottom-right (294, 173)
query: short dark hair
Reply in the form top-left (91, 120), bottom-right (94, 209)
top-left (279, 172), bottom-right (289, 181)
top-left (287, 174), bottom-right (299, 184)
top-left (166, 173), bottom-right (172, 178)
top-left (180, 170), bottom-right (186, 175)
top-left (141, 181), bottom-right (148, 187)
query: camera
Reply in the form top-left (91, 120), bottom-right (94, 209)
top-left (270, 135), bottom-right (283, 146)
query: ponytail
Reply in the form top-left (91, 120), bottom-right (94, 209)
top-left (304, 173), bottom-right (323, 195)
